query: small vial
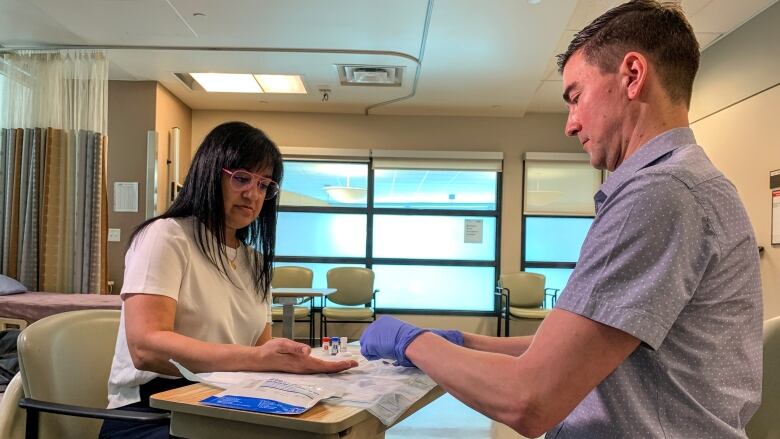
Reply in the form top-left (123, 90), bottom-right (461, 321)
top-left (321, 337), bottom-right (330, 352)
top-left (340, 337), bottom-right (348, 353)
top-left (330, 336), bottom-right (340, 355)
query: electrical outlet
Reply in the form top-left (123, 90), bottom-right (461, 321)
top-left (108, 228), bottom-right (121, 242)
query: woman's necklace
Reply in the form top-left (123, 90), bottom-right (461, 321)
top-left (226, 246), bottom-right (239, 270)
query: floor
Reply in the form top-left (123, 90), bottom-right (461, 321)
top-left (386, 393), bottom-right (541, 439)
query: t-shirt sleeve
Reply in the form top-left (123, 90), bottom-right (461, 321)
top-left (120, 219), bottom-right (189, 301)
top-left (556, 172), bottom-right (716, 349)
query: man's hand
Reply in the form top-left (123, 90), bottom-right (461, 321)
top-left (359, 316), bottom-right (428, 367)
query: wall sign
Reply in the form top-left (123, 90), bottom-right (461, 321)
top-left (464, 219), bottom-right (483, 244)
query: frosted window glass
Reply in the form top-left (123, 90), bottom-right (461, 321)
top-left (280, 161), bottom-right (368, 207)
top-left (373, 265), bottom-right (495, 311)
top-left (374, 169), bottom-right (497, 210)
top-left (524, 161), bottom-right (601, 215)
top-left (524, 217), bottom-right (592, 263)
top-left (276, 212), bottom-right (366, 257)
top-left (373, 215), bottom-right (495, 260)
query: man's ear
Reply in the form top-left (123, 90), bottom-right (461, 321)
top-left (620, 51), bottom-right (648, 101)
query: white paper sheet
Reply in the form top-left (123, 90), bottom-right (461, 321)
top-left (170, 348), bottom-right (436, 425)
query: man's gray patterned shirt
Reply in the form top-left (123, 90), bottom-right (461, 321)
top-left (550, 128), bottom-right (762, 438)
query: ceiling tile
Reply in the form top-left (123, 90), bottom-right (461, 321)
top-left (687, 0), bottom-right (778, 33)
top-left (681, 0), bottom-right (715, 16)
top-left (696, 32), bottom-right (722, 50)
top-left (28, 0), bottom-right (196, 44)
top-left (565, 0), bottom-right (625, 30)
top-left (527, 80), bottom-right (566, 114)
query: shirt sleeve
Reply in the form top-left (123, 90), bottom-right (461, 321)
top-left (120, 219), bottom-right (189, 301)
top-left (556, 172), bottom-right (717, 349)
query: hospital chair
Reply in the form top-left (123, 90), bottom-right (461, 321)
top-left (321, 267), bottom-right (378, 338)
top-left (271, 266), bottom-right (315, 345)
top-left (495, 272), bottom-right (558, 337)
top-left (0, 373), bottom-right (25, 439)
top-left (17, 309), bottom-right (168, 439)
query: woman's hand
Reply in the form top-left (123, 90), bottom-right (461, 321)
top-left (257, 338), bottom-right (357, 373)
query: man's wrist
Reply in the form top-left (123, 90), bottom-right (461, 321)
top-left (404, 331), bottom-right (437, 366)
top-left (396, 328), bottom-right (429, 367)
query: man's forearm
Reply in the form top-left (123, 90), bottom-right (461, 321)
top-left (463, 333), bottom-right (534, 356)
top-left (406, 332), bottom-right (548, 437)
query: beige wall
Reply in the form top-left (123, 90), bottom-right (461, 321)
top-left (690, 1), bottom-right (780, 318)
top-left (154, 84), bottom-right (192, 213)
top-left (107, 81), bottom-right (157, 291)
top-left (690, 1), bottom-right (780, 123)
top-left (106, 81), bottom-right (192, 290)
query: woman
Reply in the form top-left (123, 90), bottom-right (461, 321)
top-left (100, 122), bottom-right (356, 439)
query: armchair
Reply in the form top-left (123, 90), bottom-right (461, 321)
top-left (321, 267), bottom-right (378, 338)
top-left (495, 272), bottom-right (559, 337)
top-left (17, 310), bottom-right (168, 439)
top-left (271, 266), bottom-right (315, 345)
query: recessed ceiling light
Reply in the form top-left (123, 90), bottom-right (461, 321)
top-left (190, 73), bottom-right (262, 93)
top-left (253, 74), bottom-right (307, 94)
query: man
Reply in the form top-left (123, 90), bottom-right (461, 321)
top-left (359, 1), bottom-right (763, 437)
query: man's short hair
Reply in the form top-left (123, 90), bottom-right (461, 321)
top-left (556, 0), bottom-right (700, 107)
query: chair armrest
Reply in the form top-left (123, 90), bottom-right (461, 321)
top-left (544, 288), bottom-right (560, 307)
top-left (494, 287), bottom-right (509, 313)
top-left (19, 398), bottom-right (170, 423)
top-left (367, 289), bottom-right (379, 308)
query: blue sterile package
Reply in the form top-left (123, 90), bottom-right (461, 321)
top-left (201, 395), bottom-right (308, 415)
top-left (199, 378), bottom-right (333, 415)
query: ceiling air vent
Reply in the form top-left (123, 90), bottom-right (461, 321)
top-left (336, 65), bottom-right (404, 87)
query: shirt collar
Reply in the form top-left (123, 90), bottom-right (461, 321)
top-left (595, 127), bottom-right (697, 209)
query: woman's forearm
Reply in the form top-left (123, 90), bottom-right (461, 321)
top-left (129, 329), bottom-right (260, 375)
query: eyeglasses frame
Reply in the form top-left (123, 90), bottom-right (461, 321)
top-left (221, 168), bottom-right (280, 200)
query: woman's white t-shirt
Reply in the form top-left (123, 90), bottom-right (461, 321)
top-left (107, 217), bottom-right (271, 409)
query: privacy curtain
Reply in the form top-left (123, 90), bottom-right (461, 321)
top-left (0, 50), bottom-right (108, 293)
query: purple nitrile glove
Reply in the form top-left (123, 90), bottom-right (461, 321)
top-left (430, 329), bottom-right (464, 346)
top-left (360, 316), bottom-right (429, 367)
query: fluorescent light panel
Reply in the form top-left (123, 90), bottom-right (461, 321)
top-left (254, 74), bottom-right (307, 94)
top-left (189, 73), bottom-right (307, 94)
top-left (190, 73), bottom-right (262, 93)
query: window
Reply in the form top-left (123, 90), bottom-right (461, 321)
top-left (373, 169), bottom-right (497, 210)
top-left (276, 212), bottom-right (366, 258)
top-left (280, 161), bottom-right (368, 208)
top-left (522, 154), bottom-right (603, 304)
top-left (275, 150), bottom-right (502, 313)
top-left (371, 166), bottom-right (500, 312)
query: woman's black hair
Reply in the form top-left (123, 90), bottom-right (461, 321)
top-left (129, 121), bottom-right (283, 300)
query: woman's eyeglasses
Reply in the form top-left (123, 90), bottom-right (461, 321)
top-left (221, 168), bottom-right (279, 200)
